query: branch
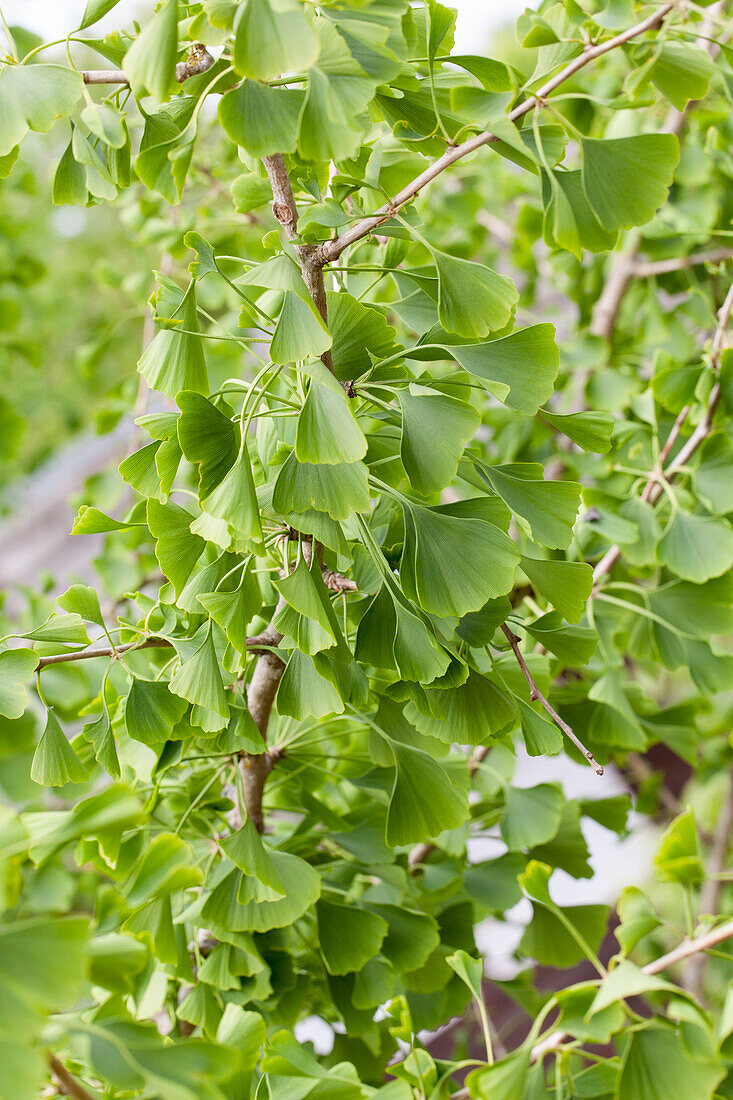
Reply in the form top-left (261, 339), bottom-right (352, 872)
top-left (48, 1054), bottom-right (95, 1100)
top-left (261, 154), bottom-right (334, 374)
top-left (82, 45), bottom-right (215, 85)
top-left (35, 636), bottom-right (172, 669)
top-left (633, 248), bottom-right (733, 278)
top-left (321, 3), bottom-right (675, 263)
top-left (593, 279), bottom-right (733, 585)
top-left (501, 624), bottom-right (603, 775)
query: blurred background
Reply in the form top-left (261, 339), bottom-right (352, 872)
top-left (3, 0), bottom-right (532, 51)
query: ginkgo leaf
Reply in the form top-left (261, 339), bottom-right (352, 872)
top-left (176, 391), bottom-right (238, 499)
top-left (123, 833), bottom-right (201, 906)
top-left (125, 679), bottom-right (187, 746)
top-left (233, 0), bottom-right (320, 80)
top-left (364, 904), bottom-right (440, 974)
top-left (0, 649), bottom-right (38, 719)
top-left (402, 503), bottom-right (518, 617)
top-left (202, 446), bottom-right (264, 550)
top-left (316, 901), bottom-right (388, 975)
top-left (220, 818), bottom-right (285, 897)
top-left (79, 0), bottom-right (122, 29)
top-left (147, 498), bottom-right (205, 596)
top-left (541, 167), bottom-right (618, 258)
top-left (138, 283), bottom-right (208, 398)
top-left (326, 291), bottom-right (399, 381)
top-left (296, 363), bottom-right (367, 465)
top-left (517, 697), bottom-right (563, 757)
top-left (123, 0), bottom-right (179, 102)
top-left (399, 386), bottom-right (479, 494)
top-left (169, 624), bottom-right (229, 721)
top-left (276, 649), bottom-right (344, 719)
top-left (440, 324), bottom-right (559, 415)
top-left (198, 569), bottom-right (262, 653)
top-left (429, 246), bottom-right (517, 338)
top-left (83, 711), bottom-right (120, 778)
top-left (617, 1027), bottom-right (723, 1100)
top-left (202, 850), bottom-right (320, 932)
top-left (540, 408), bottom-right (613, 453)
top-left (657, 510), bottom-right (733, 584)
top-left (523, 612), bottom-right (597, 666)
top-left (647, 42), bottom-right (714, 111)
top-left (385, 741), bottom-right (469, 846)
top-left (0, 65), bottom-right (83, 157)
top-left (273, 451), bottom-right (370, 519)
top-left (30, 709), bottom-right (89, 787)
top-left (218, 80), bottom-right (302, 157)
top-left (298, 20), bottom-right (376, 163)
top-left (407, 668), bottom-right (516, 744)
top-left (519, 555), bottom-right (592, 623)
top-left (501, 784), bottom-right (563, 850)
top-left (581, 134), bottom-right (679, 232)
top-left (480, 463), bottom-right (581, 549)
top-left (271, 292), bottom-right (332, 364)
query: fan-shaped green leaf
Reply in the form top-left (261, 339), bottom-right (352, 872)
top-left (658, 510), bottom-right (733, 584)
top-left (138, 282), bottom-right (208, 398)
top-left (273, 451), bottom-right (370, 519)
top-left (218, 79), bottom-right (302, 157)
top-left (296, 363), bottom-right (367, 464)
top-left (30, 709), bottom-right (88, 787)
top-left (399, 386), bottom-right (479, 494)
top-left (125, 678), bottom-right (187, 746)
top-left (169, 623), bottom-right (229, 721)
top-left (0, 65), bottom-right (83, 157)
top-left (233, 0), bottom-right (320, 80)
top-left (429, 247), bottom-right (517, 338)
top-left (317, 901), bottom-right (388, 975)
top-left (123, 0), bottom-right (179, 102)
top-left (581, 134), bottom-right (679, 232)
top-left (147, 498), bottom-right (205, 596)
top-left (0, 649), bottom-right (38, 719)
top-left (386, 741), bottom-right (469, 846)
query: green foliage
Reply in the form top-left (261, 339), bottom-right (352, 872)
top-left (2, 1), bottom-right (733, 1097)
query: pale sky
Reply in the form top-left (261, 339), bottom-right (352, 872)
top-left (3, 0), bottom-right (529, 54)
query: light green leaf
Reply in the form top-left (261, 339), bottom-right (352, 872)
top-left (386, 741), bottom-right (469, 846)
top-left (615, 887), bottom-right (660, 955)
top-left (218, 80), bottom-right (302, 157)
top-left (0, 65), bottom-right (84, 157)
top-left (147, 498), bottom-right (205, 596)
top-left (355, 585), bottom-right (451, 683)
top-left (202, 849), bottom-right (320, 932)
top-left (138, 282), bottom-right (208, 398)
top-left (657, 510), bottom-right (733, 584)
top-left (220, 818), bottom-right (285, 897)
top-left (273, 451), bottom-right (370, 520)
top-left (519, 901), bottom-right (608, 968)
top-left (203, 447), bottom-right (264, 550)
top-left (429, 246), bottom-right (517, 339)
top-left (79, 0), bottom-right (122, 28)
top-left (402, 502), bottom-right (518, 617)
top-left (296, 362), bottom-right (366, 465)
top-left (198, 570), bottom-right (263, 653)
top-left (298, 20), bottom-right (375, 162)
top-left (169, 624), bottom-right (229, 722)
top-left (653, 808), bottom-right (704, 886)
top-left (520, 555), bottom-right (592, 623)
top-left (176, 391), bottom-right (238, 500)
top-left (271, 291), bottom-right (332, 364)
top-left (647, 43), bottom-right (713, 112)
top-left (581, 134), bottom-right (679, 232)
top-left (0, 649), bottom-right (38, 719)
top-left (522, 612), bottom-right (597, 666)
top-left (124, 833), bottom-right (201, 906)
top-left (541, 408), bottom-right (613, 453)
top-left (501, 784), bottom-right (563, 850)
top-left (517, 697), bottom-right (563, 756)
top-left (617, 1027), bottom-right (723, 1100)
top-left (276, 649), bottom-right (344, 719)
top-left (125, 679), bottom-right (187, 746)
top-left (233, 0), bottom-right (320, 79)
top-left (407, 668), bottom-right (516, 744)
top-left (81, 102), bottom-right (127, 148)
top-left (465, 1051), bottom-right (530, 1100)
top-left (316, 901), bottom-right (388, 975)
top-left (83, 711), bottom-right (120, 778)
top-left (123, 0), bottom-right (179, 102)
top-left (399, 386), bottom-right (479, 494)
top-left (444, 324), bottom-right (558, 415)
top-left (541, 167), bottom-right (618, 258)
top-left (327, 291), bottom-right (399, 381)
top-left (480, 463), bottom-right (581, 549)
top-left (692, 433), bottom-right (733, 514)
top-left (30, 709), bottom-right (88, 787)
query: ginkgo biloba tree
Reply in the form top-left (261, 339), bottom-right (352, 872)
top-left (1, 0), bottom-right (733, 1097)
